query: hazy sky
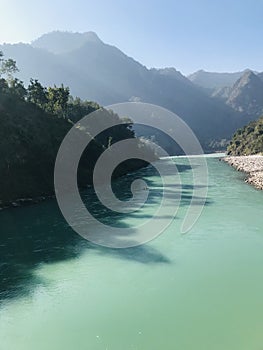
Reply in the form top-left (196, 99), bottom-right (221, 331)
top-left (1, 0), bottom-right (262, 74)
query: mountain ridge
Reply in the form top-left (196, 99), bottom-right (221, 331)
top-left (212, 70), bottom-right (263, 117)
top-left (0, 31), bottom-right (254, 148)
top-left (188, 69), bottom-right (248, 90)
top-left (32, 30), bottom-right (103, 54)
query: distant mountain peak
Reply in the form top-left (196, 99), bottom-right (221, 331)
top-left (232, 70), bottom-right (261, 89)
top-left (82, 31), bottom-right (102, 43)
top-left (1, 32), bottom-right (254, 145)
top-left (151, 67), bottom-right (193, 85)
top-left (32, 30), bottom-right (103, 54)
top-left (226, 69), bottom-right (263, 115)
top-left (188, 69), bottom-right (246, 89)
top-left (244, 68), bottom-right (253, 73)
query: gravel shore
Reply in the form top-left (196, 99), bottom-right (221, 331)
top-left (223, 155), bottom-right (263, 190)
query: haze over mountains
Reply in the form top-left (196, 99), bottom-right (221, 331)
top-left (1, 31), bottom-right (262, 149)
top-left (188, 70), bottom-right (246, 90)
top-left (190, 69), bottom-right (263, 119)
top-left (214, 71), bottom-right (263, 116)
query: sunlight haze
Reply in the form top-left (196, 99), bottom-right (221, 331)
top-left (1, 0), bottom-right (262, 74)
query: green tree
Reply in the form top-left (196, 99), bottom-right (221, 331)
top-left (46, 85), bottom-right (70, 117)
top-left (227, 116), bottom-right (263, 155)
top-left (0, 51), bottom-right (3, 66)
top-left (67, 96), bottom-right (99, 122)
top-left (0, 78), bottom-right (8, 93)
top-left (27, 79), bottom-right (48, 108)
top-left (0, 51), bottom-right (19, 81)
top-left (8, 78), bottom-right (27, 99)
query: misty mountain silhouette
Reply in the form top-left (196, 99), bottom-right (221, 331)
top-left (0, 31), bottom-right (254, 148)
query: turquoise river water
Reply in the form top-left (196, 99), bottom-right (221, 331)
top-left (1, 155), bottom-right (263, 350)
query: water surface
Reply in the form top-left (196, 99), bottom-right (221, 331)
top-left (1, 156), bottom-right (263, 350)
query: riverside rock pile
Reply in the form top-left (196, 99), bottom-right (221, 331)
top-left (223, 155), bottom-right (263, 190)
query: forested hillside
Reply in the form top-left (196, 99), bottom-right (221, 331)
top-left (227, 116), bottom-right (263, 155)
top-left (0, 52), bottom-right (155, 207)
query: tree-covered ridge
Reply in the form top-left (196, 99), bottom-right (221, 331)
top-left (227, 117), bottom-right (263, 155)
top-left (0, 52), bottom-right (156, 207)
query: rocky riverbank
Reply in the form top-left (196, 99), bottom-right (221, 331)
top-left (223, 155), bottom-right (263, 190)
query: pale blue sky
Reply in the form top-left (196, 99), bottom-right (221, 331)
top-left (1, 0), bottom-right (262, 74)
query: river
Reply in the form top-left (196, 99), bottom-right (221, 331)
top-left (1, 155), bottom-right (263, 350)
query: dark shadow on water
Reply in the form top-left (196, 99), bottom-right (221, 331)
top-left (0, 201), bottom-right (171, 304)
top-left (0, 203), bottom-right (85, 303)
top-left (0, 159), bottom-right (212, 304)
top-left (95, 244), bottom-right (171, 264)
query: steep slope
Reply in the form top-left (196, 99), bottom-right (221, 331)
top-left (136, 67), bottom-right (243, 143)
top-left (225, 70), bottom-right (263, 117)
top-left (59, 39), bottom-right (150, 104)
top-left (212, 86), bottom-right (232, 100)
top-left (0, 43), bottom-right (78, 87)
top-left (257, 72), bottom-right (263, 82)
top-left (0, 31), bottom-right (249, 147)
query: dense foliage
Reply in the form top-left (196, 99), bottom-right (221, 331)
top-left (0, 52), bottom-right (156, 206)
top-left (227, 116), bottom-right (263, 155)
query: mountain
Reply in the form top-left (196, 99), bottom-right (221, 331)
top-left (189, 69), bottom-right (263, 118)
top-left (0, 31), bottom-right (250, 148)
top-left (211, 86), bottom-right (232, 100)
top-left (32, 30), bottom-right (102, 54)
top-left (188, 69), bottom-right (245, 90)
top-left (258, 72), bottom-right (263, 82)
top-left (223, 71), bottom-right (263, 117)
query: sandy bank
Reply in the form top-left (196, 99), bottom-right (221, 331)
top-left (223, 155), bottom-right (263, 190)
